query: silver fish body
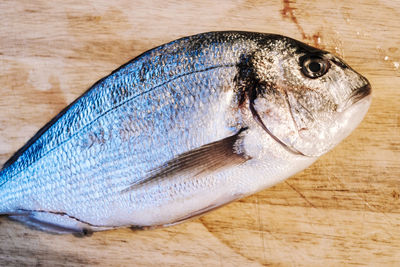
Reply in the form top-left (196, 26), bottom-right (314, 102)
top-left (0, 31), bottom-right (371, 234)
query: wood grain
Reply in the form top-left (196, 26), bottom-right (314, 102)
top-left (0, 0), bottom-right (399, 266)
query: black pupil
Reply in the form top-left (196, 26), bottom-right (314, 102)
top-left (308, 61), bottom-right (322, 73)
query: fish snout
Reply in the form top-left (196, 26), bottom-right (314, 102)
top-left (350, 81), bottom-right (371, 104)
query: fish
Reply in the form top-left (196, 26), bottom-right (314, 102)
top-left (0, 31), bottom-right (371, 235)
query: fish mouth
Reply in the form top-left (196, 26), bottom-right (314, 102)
top-left (350, 82), bottom-right (371, 105)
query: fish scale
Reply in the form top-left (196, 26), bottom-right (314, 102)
top-left (1, 66), bottom-right (238, 216)
top-left (2, 34), bottom-right (248, 180)
top-left (0, 31), bottom-right (371, 233)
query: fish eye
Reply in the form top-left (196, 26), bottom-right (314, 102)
top-left (300, 55), bottom-right (330, 79)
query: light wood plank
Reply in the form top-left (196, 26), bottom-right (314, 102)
top-left (0, 0), bottom-right (399, 266)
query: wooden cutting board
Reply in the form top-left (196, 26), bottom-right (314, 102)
top-left (0, 0), bottom-right (399, 266)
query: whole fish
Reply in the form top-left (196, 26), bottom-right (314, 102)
top-left (0, 31), bottom-right (371, 235)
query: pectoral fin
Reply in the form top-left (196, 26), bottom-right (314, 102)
top-left (122, 128), bottom-right (250, 192)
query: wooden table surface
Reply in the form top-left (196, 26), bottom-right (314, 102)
top-left (0, 0), bottom-right (399, 266)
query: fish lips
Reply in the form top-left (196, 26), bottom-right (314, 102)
top-left (350, 82), bottom-right (372, 105)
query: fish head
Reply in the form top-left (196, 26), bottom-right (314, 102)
top-left (248, 35), bottom-right (371, 157)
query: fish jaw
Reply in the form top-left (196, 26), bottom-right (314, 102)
top-left (290, 91), bottom-right (372, 157)
top-left (325, 93), bottom-right (372, 151)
